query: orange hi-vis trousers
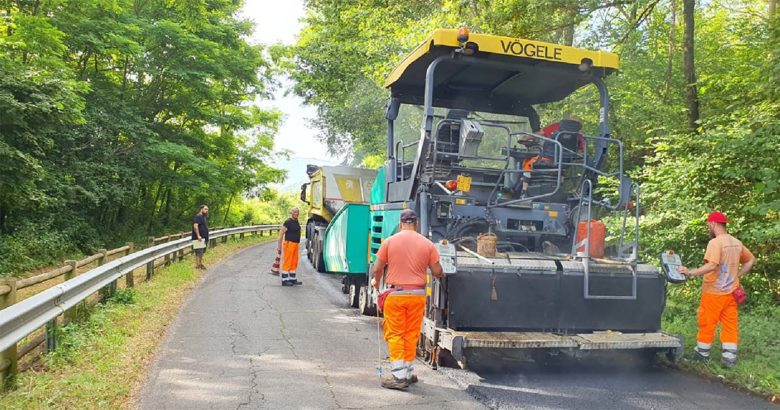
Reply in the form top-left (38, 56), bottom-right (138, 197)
top-left (383, 292), bottom-right (426, 364)
top-left (281, 241), bottom-right (299, 272)
top-left (697, 292), bottom-right (739, 348)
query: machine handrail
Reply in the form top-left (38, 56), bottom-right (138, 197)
top-left (488, 131), bottom-right (567, 207)
top-left (572, 179), bottom-right (637, 300)
top-left (395, 139), bottom-right (419, 181)
top-left (618, 182), bottom-right (641, 260)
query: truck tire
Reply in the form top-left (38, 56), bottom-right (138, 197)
top-left (313, 233), bottom-right (326, 273)
top-left (348, 280), bottom-right (361, 308)
top-left (305, 222), bottom-right (313, 260)
top-left (358, 285), bottom-right (376, 316)
top-left (309, 231), bottom-right (319, 267)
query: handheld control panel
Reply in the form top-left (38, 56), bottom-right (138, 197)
top-left (435, 241), bottom-right (458, 274)
top-left (660, 250), bottom-right (686, 284)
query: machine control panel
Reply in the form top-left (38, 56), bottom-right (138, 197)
top-left (660, 250), bottom-right (686, 284)
top-left (435, 241), bottom-right (458, 274)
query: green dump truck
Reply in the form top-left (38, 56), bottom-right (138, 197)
top-left (300, 165), bottom-right (377, 304)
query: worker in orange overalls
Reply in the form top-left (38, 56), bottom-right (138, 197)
top-left (679, 211), bottom-right (755, 368)
top-left (277, 207), bottom-right (301, 286)
top-left (518, 119), bottom-right (584, 198)
top-left (371, 209), bottom-right (445, 389)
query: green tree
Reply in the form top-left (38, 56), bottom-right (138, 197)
top-left (0, 0), bottom-right (285, 274)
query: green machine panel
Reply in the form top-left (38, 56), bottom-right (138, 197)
top-left (368, 209), bottom-right (402, 264)
top-left (323, 204), bottom-right (370, 275)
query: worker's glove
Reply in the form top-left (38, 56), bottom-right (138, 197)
top-left (370, 278), bottom-right (378, 289)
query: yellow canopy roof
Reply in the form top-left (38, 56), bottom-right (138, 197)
top-left (384, 29), bottom-right (619, 112)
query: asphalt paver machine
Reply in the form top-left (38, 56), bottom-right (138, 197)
top-left (365, 29), bottom-right (682, 369)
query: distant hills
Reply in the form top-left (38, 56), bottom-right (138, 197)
top-left (272, 156), bottom-right (340, 193)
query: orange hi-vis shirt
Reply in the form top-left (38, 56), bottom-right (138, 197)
top-left (376, 230), bottom-right (440, 289)
top-left (702, 233), bottom-right (753, 295)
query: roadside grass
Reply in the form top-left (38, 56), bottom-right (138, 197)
top-left (663, 296), bottom-right (780, 401)
top-left (0, 235), bottom-right (274, 409)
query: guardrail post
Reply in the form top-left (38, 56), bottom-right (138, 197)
top-left (146, 237), bottom-right (155, 280)
top-left (0, 278), bottom-right (18, 389)
top-left (164, 248), bottom-right (171, 267)
top-left (209, 237), bottom-right (216, 249)
top-left (240, 232), bottom-right (245, 240)
top-left (46, 319), bottom-right (57, 353)
top-left (64, 260), bottom-right (78, 323)
top-left (125, 242), bottom-right (135, 288)
top-left (178, 234), bottom-right (185, 261)
top-left (171, 234), bottom-right (179, 263)
top-left (97, 249), bottom-right (114, 301)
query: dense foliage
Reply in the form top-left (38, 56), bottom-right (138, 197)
top-left (287, 0), bottom-right (779, 301)
top-left (0, 1), bottom-right (288, 275)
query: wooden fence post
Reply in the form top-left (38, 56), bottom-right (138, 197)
top-left (0, 279), bottom-right (18, 389)
top-left (64, 260), bottom-right (78, 323)
top-left (125, 242), bottom-right (135, 288)
top-left (146, 237), bottom-right (155, 280)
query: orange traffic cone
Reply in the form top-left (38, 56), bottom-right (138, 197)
top-left (270, 249), bottom-right (281, 276)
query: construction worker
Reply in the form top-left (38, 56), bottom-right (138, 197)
top-left (518, 118), bottom-right (583, 198)
top-left (371, 209), bottom-right (445, 390)
top-left (277, 207), bottom-right (301, 286)
top-left (679, 211), bottom-right (755, 368)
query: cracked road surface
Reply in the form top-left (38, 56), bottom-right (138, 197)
top-left (138, 242), bottom-right (482, 409)
top-left (139, 242), bottom-right (771, 410)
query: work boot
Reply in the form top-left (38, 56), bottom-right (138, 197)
top-left (691, 347), bottom-right (710, 362)
top-left (721, 357), bottom-right (737, 369)
top-left (404, 362), bottom-right (418, 383)
top-left (721, 347), bottom-right (738, 369)
top-left (380, 374), bottom-right (409, 390)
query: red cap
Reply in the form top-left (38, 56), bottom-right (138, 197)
top-left (707, 211), bottom-right (728, 224)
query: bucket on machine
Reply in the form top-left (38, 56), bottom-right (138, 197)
top-left (576, 220), bottom-right (606, 258)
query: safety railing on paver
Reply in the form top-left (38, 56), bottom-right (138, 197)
top-left (0, 224), bottom-right (281, 384)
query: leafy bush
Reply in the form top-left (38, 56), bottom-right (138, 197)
top-left (639, 103), bottom-right (780, 303)
top-left (0, 221), bottom-right (80, 277)
top-left (108, 288), bottom-right (136, 305)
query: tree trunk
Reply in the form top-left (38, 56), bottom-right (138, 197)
top-left (562, 6), bottom-right (578, 46)
top-left (682, 0), bottom-right (700, 133)
top-left (770, 0), bottom-right (777, 21)
top-left (665, 0), bottom-right (677, 99)
top-left (162, 186), bottom-right (173, 226)
top-left (223, 193), bottom-right (235, 226)
top-left (162, 162), bottom-right (179, 226)
top-left (148, 181), bottom-right (164, 232)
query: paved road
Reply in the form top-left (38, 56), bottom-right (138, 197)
top-left (441, 366), bottom-right (772, 409)
top-left (139, 242), bottom-right (772, 410)
top-left (139, 242), bottom-right (481, 409)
